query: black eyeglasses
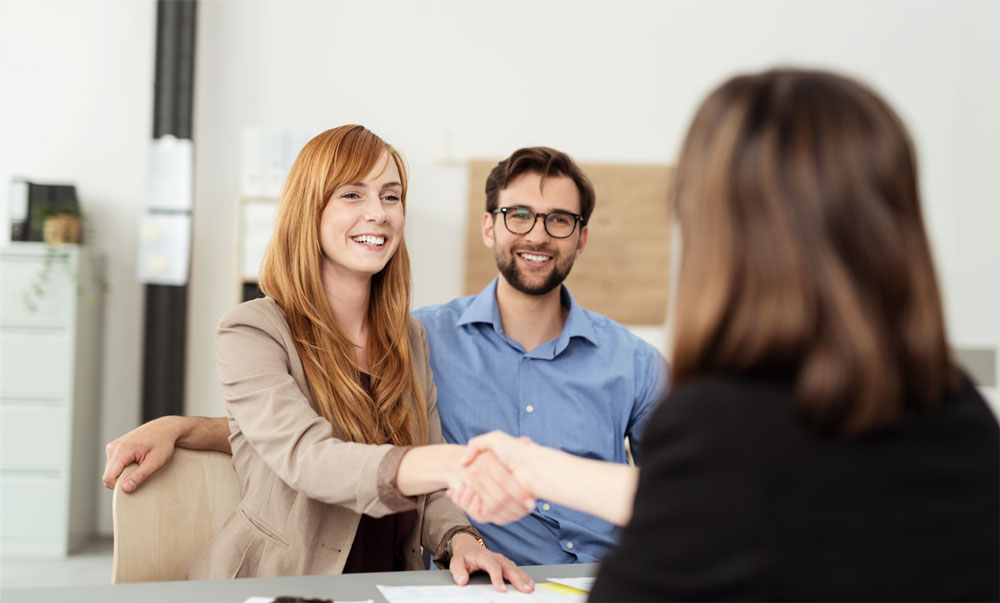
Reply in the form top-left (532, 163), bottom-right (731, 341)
top-left (492, 207), bottom-right (584, 239)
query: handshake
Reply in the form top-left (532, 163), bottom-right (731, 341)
top-left (444, 431), bottom-right (635, 528)
top-left (443, 431), bottom-right (544, 525)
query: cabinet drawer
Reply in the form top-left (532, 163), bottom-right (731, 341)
top-left (0, 253), bottom-right (73, 327)
top-left (0, 331), bottom-right (71, 397)
top-left (0, 473), bottom-right (65, 547)
top-left (0, 403), bottom-right (67, 470)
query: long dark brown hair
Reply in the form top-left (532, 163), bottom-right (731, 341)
top-left (670, 69), bottom-right (957, 435)
top-left (259, 125), bottom-right (428, 446)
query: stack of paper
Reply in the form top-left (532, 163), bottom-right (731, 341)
top-left (376, 577), bottom-right (592, 603)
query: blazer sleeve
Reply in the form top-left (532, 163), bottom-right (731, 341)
top-left (407, 318), bottom-right (481, 563)
top-left (216, 300), bottom-right (417, 516)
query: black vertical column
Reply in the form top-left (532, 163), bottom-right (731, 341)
top-left (142, 0), bottom-right (197, 421)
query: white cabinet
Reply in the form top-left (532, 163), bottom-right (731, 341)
top-left (0, 243), bottom-right (104, 556)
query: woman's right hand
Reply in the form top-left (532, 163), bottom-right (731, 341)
top-left (449, 432), bottom-right (540, 522)
top-left (454, 430), bottom-right (640, 527)
top-left (461, 431), bottom-right (535, 472)
top-left (396, 444), bottom-right (534, 524)
top-left (454, 449), bottom-right (536, 524)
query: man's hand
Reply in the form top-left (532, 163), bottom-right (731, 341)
top-left (102, 415), bottom-right (231, 493)
top-left (102, 416), bottom-right (185, 493)
top-left (448, 532), bottom-right (534, 593)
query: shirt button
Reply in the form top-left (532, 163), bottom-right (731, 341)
top-left (525, 405), bottom-right (534, 413)
top-left (542, 503), bottom-right (551, 511)
top-left (566, 541), bottom-right (574, 549)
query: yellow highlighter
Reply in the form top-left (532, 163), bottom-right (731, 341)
top-left (538, 582), bottom-right (589, 596)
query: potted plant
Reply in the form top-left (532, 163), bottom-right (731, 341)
top-left (18, 208), bottom-right (105, 313)
top-left (35, 203), bottom-right (82, 245)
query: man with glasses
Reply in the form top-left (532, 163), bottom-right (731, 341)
top-left (102, 147), bottom-right (667, 566)
top-left (413, 146), bottom-right (667, 565)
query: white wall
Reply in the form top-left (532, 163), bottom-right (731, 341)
top-left (0, 0), bottom-right (156, 539)
top-left (2, 0), bottom-right (998, 537)
top-left (955, 1), bottom-right (1000, 360)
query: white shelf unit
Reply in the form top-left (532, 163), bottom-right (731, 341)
top-left (0, 243), bottom-right (104, 557)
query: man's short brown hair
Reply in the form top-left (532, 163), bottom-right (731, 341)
top-left (484, 147), bottom-right (595, 225)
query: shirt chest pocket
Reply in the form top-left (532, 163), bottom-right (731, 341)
top-left (520, 392), bottom-right (624, 461)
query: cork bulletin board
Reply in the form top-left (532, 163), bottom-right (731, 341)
top-left (464, 162), bottom-right (673, 325)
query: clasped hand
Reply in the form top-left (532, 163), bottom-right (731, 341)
top-left (447, 432), bottom-right (539, 525)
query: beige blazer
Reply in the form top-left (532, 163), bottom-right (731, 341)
top-left (188, 297), bottom-right (475, 579)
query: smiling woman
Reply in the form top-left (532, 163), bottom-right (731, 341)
top-left (186, 125), bottom-right (535, 591)
top-left (319, 153), bottom-right (404, 291)
top-left (260, 127), bottom-right (415, 447)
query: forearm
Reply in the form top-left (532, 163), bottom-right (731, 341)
top-left (521, 445), bottom-right (638, 526)
top-left (395, 444), bottom-right (464, 496)
top-left (174, 415), bottom-right (231, 454)
top-left (103, 414), bottom-right (230, 492)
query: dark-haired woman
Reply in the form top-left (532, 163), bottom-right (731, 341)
top-left (456, 69), bottom-right (999, 601)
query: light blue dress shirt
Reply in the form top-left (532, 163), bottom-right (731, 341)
top-left (413, 277), bottom-right (668, 565)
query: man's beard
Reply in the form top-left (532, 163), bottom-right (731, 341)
top-left (495, 245), bottom-right (576, 296)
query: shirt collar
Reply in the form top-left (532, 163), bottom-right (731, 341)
top-left (456, 277), bottom-right (504, 331)
top-left (558, 285), bottom-right (599, 348)
top-left (457, 277), bottom-right (599, 349)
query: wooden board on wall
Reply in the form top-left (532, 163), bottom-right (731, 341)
top-left (464, 161), bottom-right (672, 325)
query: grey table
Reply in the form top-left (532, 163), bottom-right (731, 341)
top-left (2, 563), bottom-right (597, 603)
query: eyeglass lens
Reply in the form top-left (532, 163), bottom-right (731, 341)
top-left (504, 208), bottom-right (577, 238)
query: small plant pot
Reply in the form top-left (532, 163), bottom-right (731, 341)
top-left (43, 214), bottom-right (80, 245)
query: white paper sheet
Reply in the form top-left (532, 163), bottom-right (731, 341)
top-left (241, 598), bottom-right (373, 603)
top-left (146, 136), bottom-right (193, 211)
top-left (240, 127), bottom-right (312, 198)
top-left (241, 198), bottom-right (278, 278)
top-left (136, 212), bottom-right (191, 285)
top-left (377, 583), bottom-right (585, 603)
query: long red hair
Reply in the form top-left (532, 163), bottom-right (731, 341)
top-left (259, 125), bottom-right (428, 445)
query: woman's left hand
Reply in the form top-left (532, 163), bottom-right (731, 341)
top-left (448, 533), bottom-right (535, 593)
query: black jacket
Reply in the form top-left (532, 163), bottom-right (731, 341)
top-left (592, 373), bottom-right (999, 602)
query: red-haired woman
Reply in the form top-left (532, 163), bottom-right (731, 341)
top-left (188, 125), bottom-right (533, 592)
top-left (457, 70), bottom-right (999, 601)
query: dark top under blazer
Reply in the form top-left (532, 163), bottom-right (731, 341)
top-left (591, 373), bottom-right (999, 602)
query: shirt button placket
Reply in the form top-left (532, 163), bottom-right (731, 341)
top-left (519, 354), bottom-right (536, 435)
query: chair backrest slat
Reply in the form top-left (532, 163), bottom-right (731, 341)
top-left (111, 448), bottom-right (240, 583)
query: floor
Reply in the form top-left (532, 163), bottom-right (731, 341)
top-left (1, 536), bottom-right (113, 590)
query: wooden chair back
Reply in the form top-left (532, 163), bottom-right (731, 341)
top-left (111, 448), bottom-right (240, 583)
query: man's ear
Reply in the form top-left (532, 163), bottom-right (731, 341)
top-left (482, 212), bottom-right (496, 250)
top-left (575, 225), bottom-right (589, 259)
